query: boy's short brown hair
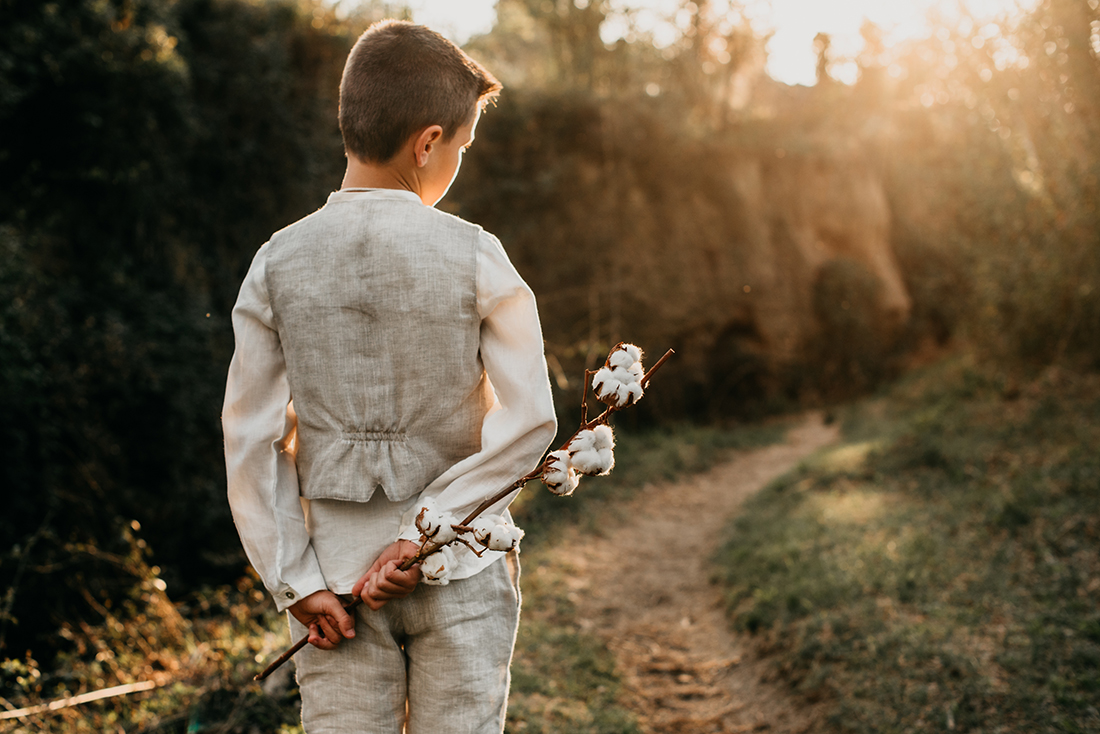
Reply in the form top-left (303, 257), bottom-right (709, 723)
top-left (339, 20), bottom-right (502, 164)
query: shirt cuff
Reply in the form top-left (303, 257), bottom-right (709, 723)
top-left (270, 576), bottom-right (328, 613)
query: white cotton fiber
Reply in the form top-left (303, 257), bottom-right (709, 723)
top-left (592, 367), bottom-right (615, 394)
top-left (470, 514), bottom-right (502, 545)
top-left (592, 424), bottom-right (615, 450)
top-left (488, 530), bottom-right (520, 552)
top-left (611, 366), bottom-right (634, 383)
top-left (469, 514), bottom-right (524, 551)
top-left (570, 447), bottom-right (614, 476)
top-left (592, 345), bottom-right (647, 408)
top-left (421, 545), bottom-right (456, 586)
top-left (609, 349), bottom-right (634, 370)
top-left (569, 429), bottom-right (597, 453)
top-left (569, 427), bottom-right (616, 475)
top-left (542, 450), bottom-right (580, 496)
top-left (415, 499), bottom-right (459, 544)
top-left (486, 521), bottom-right (524, 552)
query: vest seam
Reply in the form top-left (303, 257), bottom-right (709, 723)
top-left (341, 431), bottom-right (409, 442)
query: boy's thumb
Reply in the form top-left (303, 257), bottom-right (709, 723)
top-left (331, 598), bottom-right (355, 638)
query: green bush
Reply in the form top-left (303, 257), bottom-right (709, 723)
top-left (0, 0), bottom-right (360, 661)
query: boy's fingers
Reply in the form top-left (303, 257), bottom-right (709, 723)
top-left (364, 557), bottom-right (385, 580)
top-left (383, 561), bottom-right (421, 589)
top-left (335, 609), bottom-right (356, 638)
top-left (308, 623), bottom-right (336, 651)
top-left (375, 570), bottom-right (417, 596)
top-left (360, 573), bottom-right (385, 608)
top-left (362, 593), bottom-right (388, 611)
top-left (383, 559), bottom-right (414, 580)
top-left (372, 577), bottom-right (406, 596)
top-left (324, 598), bottom-right (355, 638)
top-left (316, 615), bottom-right (343, 645)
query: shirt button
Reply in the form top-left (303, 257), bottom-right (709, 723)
top-left (285, 591), bottom-right (295, 600)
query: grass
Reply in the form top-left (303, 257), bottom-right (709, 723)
top-left (511, 420), bottom-right (790, 547)
top-left (0, 539), bottom-right (302, 733)
top-left (713, 357), bottom-right (1100, 733)
top-left (0, 420), bottom-right (787, 732)
top-left (504, 553), bottom-right (640, 734)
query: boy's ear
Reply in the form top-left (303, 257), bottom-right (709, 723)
top-left (413, 125), bottom-right (445, 168)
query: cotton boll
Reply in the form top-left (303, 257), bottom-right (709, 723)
top-left (569, 429), bottom-right (597, 453)
top-left (611, 366), bottom-right (634, 384)
top-left (608, 349), bottom-right (634, 370)
top-left (469, 514), bottom-right (526, 552)
top-left (547, 470), bottom-right (579, 495)
top-left (596, 448), bottom-right (614, 474)
top-left (484, 521), bottom-right (524, 552)
top-left (571, 447), bottom-right (614, 476)
top-left (470, 514), bottom-right (501, 544)
top-left (414, 500), bottom-right (459, 544)
top-left (593, 368), bottom-right (637, 408)
top-left (546, 449), bottom-right (571, 469)
top-left (421, 545), bottom-right (456, 586)
top-left (470, 514), bottom-right (519, 548)
top-left (592, 367), bottom-right (615, 395)
top-left (592, 424), bottom-right (615, 450)
top-left (569, 448), bottom-right (603, 475)
top-left (595, 381), bottom-right (624, 406)
top-left (542, 450), bottom-right (580, 496)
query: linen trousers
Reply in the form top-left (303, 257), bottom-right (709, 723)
top-left (290, 552), bottom-right (521, 734)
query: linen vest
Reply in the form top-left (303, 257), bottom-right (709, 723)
top-left (264, 190), bottom-right (492, 503)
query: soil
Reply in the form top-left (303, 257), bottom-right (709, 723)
top-left (552, 413), bottom-right (839, 734)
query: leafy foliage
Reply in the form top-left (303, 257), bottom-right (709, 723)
top-left (0, 0), bottom-right (360, 660)
top-left (0, 527), bottom-right (298, 733)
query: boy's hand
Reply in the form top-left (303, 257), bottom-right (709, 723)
top-left (288, 590), bottom-right (355, 651)
top-left (352, 540), bottom-right (422, 611)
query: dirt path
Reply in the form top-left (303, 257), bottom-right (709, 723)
top-left (554, 413), bottom-right (839, 734)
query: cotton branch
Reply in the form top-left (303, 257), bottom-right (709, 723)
top-left (254, 345), bottom-right (674, 681)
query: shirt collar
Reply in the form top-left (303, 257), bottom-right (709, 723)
top-left (326, 188), bottom-right (423, 205)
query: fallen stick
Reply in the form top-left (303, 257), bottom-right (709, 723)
top-left (0, 680), bottom-right (159, 720)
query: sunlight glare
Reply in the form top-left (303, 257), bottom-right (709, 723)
top-left (395, 0), bottom-right (1040, 87)
top-left (751, 0), bottom-right (1040, 86)
top-left (402, 0), bottom-right (497, 43)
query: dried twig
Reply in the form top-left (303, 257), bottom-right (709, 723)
top-left (0, 681), bottom-right (159, 721)
top-left (254, 347), bottom-right (675, 681)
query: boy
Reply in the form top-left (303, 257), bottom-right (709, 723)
top-left (222, 20), bottom-right (557, 734)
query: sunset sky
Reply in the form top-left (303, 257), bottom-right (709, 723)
top-left (405, 0), bottom-right (1036, 85)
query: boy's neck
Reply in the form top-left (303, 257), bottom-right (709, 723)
top-left (341, 154), bottom-right (419, 196)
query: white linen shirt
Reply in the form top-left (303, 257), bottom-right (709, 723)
top-left (223, 188), bottom-right (557, 612)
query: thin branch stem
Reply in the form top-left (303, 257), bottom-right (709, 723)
top-left (581, 369), bottom-right (593, 425)
top-left (642, 348), bottom-right (675, 387)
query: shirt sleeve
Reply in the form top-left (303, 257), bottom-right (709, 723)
top-left (222, 245), bottom-right (328, 612)
top-left (397, 231), bottom-right (558, 539)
